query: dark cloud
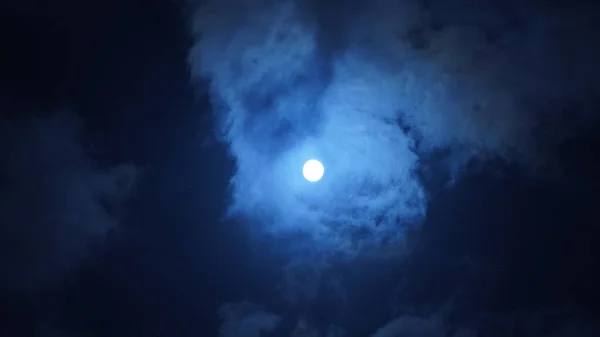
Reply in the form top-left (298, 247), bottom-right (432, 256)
top-left (218, 302), bottom-right (280, 337)
top-left (371, 315), bottom-right (447, 337)
top-left (0, 112), bottom-right (135, 292)
top-left (368, 307), bottom-right (600, 337)
top-left (216, 305), bottom-right (599, 337)
top-left (188, 0), bottom-right (599, 257)
top-left (281, 259), bottom-right (322, 304)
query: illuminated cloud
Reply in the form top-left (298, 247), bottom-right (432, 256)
top-left (189, 0), bottom-right (599, 256)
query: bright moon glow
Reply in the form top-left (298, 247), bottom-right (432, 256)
top-left (302, 159), bottom-right (324, 182)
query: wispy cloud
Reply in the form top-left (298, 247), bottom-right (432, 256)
top-left (0, 112), bottom-right (135, 292)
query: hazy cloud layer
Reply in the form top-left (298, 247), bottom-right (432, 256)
top-left (189, 0), bottom-right (599, 256)
top-left (0, 112), bottom-right (135, 292)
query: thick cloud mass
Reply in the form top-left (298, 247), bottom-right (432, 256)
top-left (189, 0), bottom-right (599, 256)
top-left (0, 112), bottom-right (135, 291)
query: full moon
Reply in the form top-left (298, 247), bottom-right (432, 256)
top-left (302, 159), bottom-right (324, 182)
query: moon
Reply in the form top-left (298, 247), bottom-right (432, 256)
top-left (302, 159), bottom-right (324, 182)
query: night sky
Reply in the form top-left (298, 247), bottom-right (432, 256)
top-left (1, 0), bottom-right (600, 336)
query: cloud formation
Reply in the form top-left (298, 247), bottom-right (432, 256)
top-left (0, 112), bottom-right (135, 292)
top-left (219, 302), bottom-right (280, 337)
top-left (371, 315), bottom-right (447, 337)
top-left (217, 305), bottom-right (599, 337)
top-left (189, 0), bottom-right (599, 256)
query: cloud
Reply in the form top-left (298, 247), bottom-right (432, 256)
top-left (289, 319), bottom-right (347, 337)
top-left (188, 0), bottom-right (599, 257)
top-left (0, 112), bottom-right (135, 292)
top-left (215, 303), bottom-right (599, 337)
top-left (371, 311), bottom-right (599, 337)
top-left (371, 315), bottom-right (446, 337)
top-left (281, 259), bottom-right (322, 303)
top-left (218, 302), bottom-right (280, 337)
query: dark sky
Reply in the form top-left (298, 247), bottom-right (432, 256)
top-left (1, 0), bottom-right (600, 337)
top-left (1, 0), bottom-right (231, 334)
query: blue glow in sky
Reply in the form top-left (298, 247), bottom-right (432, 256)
top-left (189, 0), bottom-right (600, 257)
